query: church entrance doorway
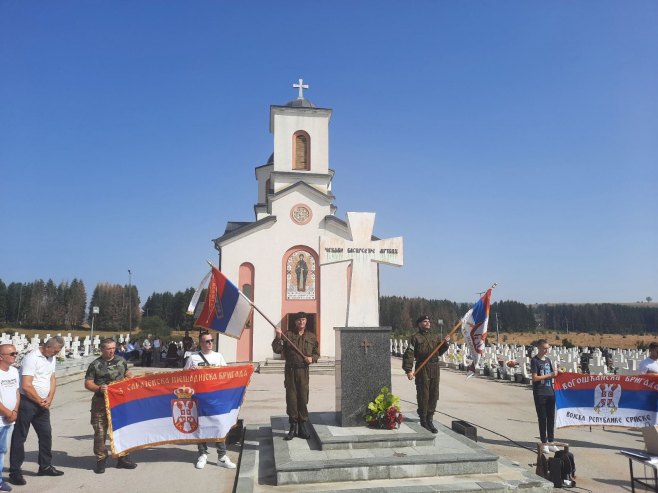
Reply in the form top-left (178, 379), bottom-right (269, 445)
top-left (281, 246), bottom-right (320, 354)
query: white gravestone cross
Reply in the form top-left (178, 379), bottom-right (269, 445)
top-left (320, 212), bottom-right (403, 327)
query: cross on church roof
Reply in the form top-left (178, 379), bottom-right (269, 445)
top-left (293, 78), bottom-right (309, 99)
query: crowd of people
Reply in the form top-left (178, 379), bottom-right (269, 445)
top-left (0, 336), bottom-right (66, 490)
top-left (0, 322), bottom-right (656, 490)
top-left (115, 331), bottom-right (197, 368)
top-left (0, 329), bottom-right (231, 489)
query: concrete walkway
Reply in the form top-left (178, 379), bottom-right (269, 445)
top-left (9, 359), bottom-right (641, 492)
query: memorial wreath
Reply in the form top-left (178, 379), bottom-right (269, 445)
top-left (364, 386), bottom-right (403, 429)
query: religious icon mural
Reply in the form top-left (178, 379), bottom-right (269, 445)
top-left (286, 251), bottom-right (316, 300)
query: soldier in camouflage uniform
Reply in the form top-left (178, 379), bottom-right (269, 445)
top-left (84, 338), bottom-right (137, 474)
top-left (272, 312), bottom-right (320, 440)
top-left (403, 315), bottom-right (450, 433)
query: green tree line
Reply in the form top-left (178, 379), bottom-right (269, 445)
top-left (141, 288), bottom-right (197, 331)
top-left (0, 278), bottom-right (140, 331)
top-left (380, 296), bottom-right (658, 337)
top-left (537, 303), bottom-right (658, 334)
top-left (0, 278), bottom-right (87, 329)
top-left (89, 282), bottom-right (141, 331)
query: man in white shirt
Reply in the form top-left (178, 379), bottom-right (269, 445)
top-left (184, 332), bottom-right (236, 470)
top-left (639, 342), bottom-right (658, 374)
top-left (0, 344), bottom-right (20, 492)
top-left (9, 336), bottom-right (65, 486)
top-left (152, 336), bottom-right (162, 367)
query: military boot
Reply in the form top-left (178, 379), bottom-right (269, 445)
top-left (94, 458), bottom-right (106, 474)
top-left (297, 421), bottom-right (310, 439)
top-left (426, 414), bottom-right (438, 434)
top-left (419, 415), bottom-right (429, 431)
top-left (116, 455), bottom-right (138, 469)
top-left (284, 422), bottom-right (297, 441)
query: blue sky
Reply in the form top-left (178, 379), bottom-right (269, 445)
top-left (1, 1), bottom-right (656, 306)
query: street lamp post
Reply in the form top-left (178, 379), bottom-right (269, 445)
top-left (128, 269), bottom-right (132, 332)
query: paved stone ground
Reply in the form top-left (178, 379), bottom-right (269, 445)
top-left (8, 360), bottom-right (642, 492)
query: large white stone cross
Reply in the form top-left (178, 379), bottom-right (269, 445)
top-left (293, 78), bottom-right (309, 99)
top-left (320, 212), bottom-right (403, 327)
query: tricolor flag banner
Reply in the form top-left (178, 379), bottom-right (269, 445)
top-left (460, 288), bottom-right (493, 373)
top-left (555, 373), bottom-right (658, 429)
top-left (191, 266), bottom-right (253, 339)
top-left (106, 365), bottom-right (254, 456)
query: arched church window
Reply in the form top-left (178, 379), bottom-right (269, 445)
top-left (293, 131), bottom-right (310, 170)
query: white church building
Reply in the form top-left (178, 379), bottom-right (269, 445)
top-left (213, 82), bottom-right (401, 363)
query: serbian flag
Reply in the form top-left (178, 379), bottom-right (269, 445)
top-left (555, 373), bottom-right (658, 428)
top-left (106, 365), bottom-right (254, 455)
top-left (460, 287), bottom-right (493, 375)
top-left (189, 266), bottom-right (252, 339)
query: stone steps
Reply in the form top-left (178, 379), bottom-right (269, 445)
top-left (270, 414), bottom-right (498, 485)
top-left (234, 418), bottom-right (554, 493)
top-left (257, 357), bottom-right (335, 374)
top-left (263, 474), bottom-right (553, 493)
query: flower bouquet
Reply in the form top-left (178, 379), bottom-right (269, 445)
top-left (364, 386), bottom-right (403, 430)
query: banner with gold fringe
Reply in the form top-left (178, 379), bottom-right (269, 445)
top-left (106, 365), bottom-right (254, 456)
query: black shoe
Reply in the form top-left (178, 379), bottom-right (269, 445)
top-left (297, 422), bottom-right (311, 439)
top-left (8, 474), bottom-right (26, 486)
top-left (116, 456), bottom-right (137, 469)
top-left (426, 414), bottom-right (438, 434)
top-left (94, 459), bottom-right (106, 474)
top-left (284, 423), bottom-right (297, 441)
top-left (37, 466), bottom-right (64, 477)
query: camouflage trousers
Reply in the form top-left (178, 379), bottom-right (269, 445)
top-left (91, 410), bottom-right (128, 461)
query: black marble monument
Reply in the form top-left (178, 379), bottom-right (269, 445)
top-left (334, 325), bottom-right (392, 427)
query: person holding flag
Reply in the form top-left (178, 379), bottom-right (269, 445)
top-left (84, 338), bottom-right (137, 474)
top-left (184, 331), bottom-right (236, 470)
top-left (272, 312), bottom-right (320, 441)
top-left (403, 316), bottom-right (450, 433)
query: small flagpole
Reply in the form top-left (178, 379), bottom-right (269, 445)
top-left (412, 319), bottom-right (463, 377)
top-left (412, 282), bottom-right (497, 378)
top-left (205, 261), bottom-right (309, 361)
top-left (235, 289), bottom-right (308, 361)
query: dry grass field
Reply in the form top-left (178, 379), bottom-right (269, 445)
top-left (484, 330), bottom-right (656, 350)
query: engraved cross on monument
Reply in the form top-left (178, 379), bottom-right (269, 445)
top-left (320, 212), bottom-right (404, 426)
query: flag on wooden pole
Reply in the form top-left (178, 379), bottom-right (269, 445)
top-left (461, 287), bottom-right (493, 377)
top-left (188, 266), bottom-right (252, 339)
